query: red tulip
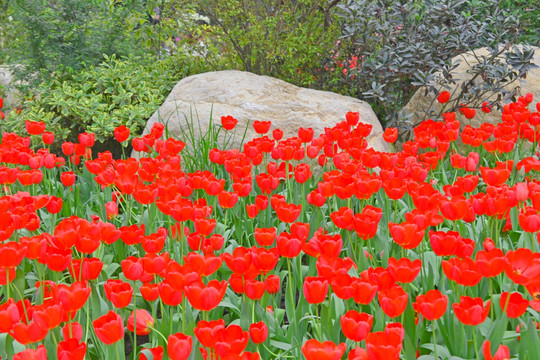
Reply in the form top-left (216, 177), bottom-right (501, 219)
top-left (383, 127), bottom-right (398, 143)
top-left (13, 345), bottom-right (47, 360)
top-left (158, 281), bottom-right (184, 306)
top-left (254, 227), bottom-right (276, 247)
top-left (221, 115), bottom-right (238, 130)
top-left (214, 324), bottom-right (249, 357)
top-left (382, 177), bottom-right (407, 200)
top-left (184, 280), bottom-right (227, 311)
top-left (265, 274), bottom-right (280, 294)
top-left (249, 321), bottom-right (268, 344)
top-left (476, 249), bottom-right (506, 278)
top-left (437, 91), bottom-right (450, 104)
top-left (56, 281), bottom-right (91, 315)
top-left (499, 292), bottom-right (529, 318)
top-left (378, 285), bottom-right (408, 318)
top-left (353, 206), bottom-right (382, 240)
top-left (57, 338), bottom-right (87, 360)
top-left (348, 347), bottom-right (369, 360)
top-left (442, 257), bottom-right (482, 287)
top-left (0, 241), bottom-right (27, 268)
top-left (114, 125), bottom-right (130, 142)
top-left (480, 166), bottom-right (511, 187)
top-left (273, 201), bottom-right (301, 223)
top-left (388, 257), bottom-right (421, 283)
top-left (25, 120), bottom-right (46, 135)
top-left (62, 321), bottom-right (83, 341)
top-left (301, 339), bottom-right (347, 360)
top-left (69, 257), bottom-right (103, 282)
top-left (505, 248), bottom-right (540, 285)
top-left (330, 206), bottom-right (354, 230)
top-left (459, 105), bottom-right (476, 119)
top-left (351, 278), bottom-right (378, 305)
top-left (127, 309), bottom-right (154, 335)
top-left (194, 319), bottom-right (225, 348)
top-left (452, 296), bottom-right (490, 325)
top-left (78, 132), bottom-right (95, 147)
top-left (304, 230), bottom-right (342, 258)
top-left (104, 279), bottom-right (133, 308)
top-left (252, 247), bottom-right (279, 274)
top-left (413, 290), bottom-right (448, 321)
top-left (32, 302), bottom-right (63, 330)
top-left (429, 230), bottom-right (461, 256)
top-left (0, 299), bottom-right (20, 333)
top-left (277, 232), bottom-right (304, 258)
top-left (253, 120), bottom-right (271, 134)
top-left (366, 330), bottom-right (402, 360)
top-left (388, 221), bottom-right (424, 249)
top-left (60, 171), bottom-right (76, 187)
top-left (345, 111), bottom-right (360, 126)
top-left (121, 256), bottom-right (144, 281)
top-left (298, 127), bottom-right (314, 143)
top-left (140, 346), bottom-right (164, 360)
top-left (223, 247), bottom-right (253, 273)
top-left (217, 192), bottom-right (239, 212)
top-left (482, 340), bottom-right (510, 360)
top-left (93, 310), bottom-right (124, 345)
top-left (10, 320), bottom-right (48, 345)
top-left (272, 128), bottom-right (283, 140)
top-left (140, 283), bottom-right (160, 302)
top-left (303, 276), bottom-right (329, 304)
top-left (167, 332), bottom-right (193, 360)
top-left (341, 310), bottom-right (373, 341)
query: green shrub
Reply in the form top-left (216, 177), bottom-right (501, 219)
top-left (499, 0), bottom-right (540, 44)
top-left (335, 0), bottom-right (534, 130)
top-left (7, 0), bottom-right (154, 87)
top-left (6, 54), bottom-right (207, 145)
top-left (176, 0), bottom-right (344, 88)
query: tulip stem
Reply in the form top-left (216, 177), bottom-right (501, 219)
top-left (432, 322), bottom-right (438, 360)
top-left (115, 342), bottom-right (121, 360)
top-left (182, 302), bottom-right (186, 334)
top-left (5, 273), bottom-right (9, 300)
top-left (262, 343), bottom-right (296, 358)
top-left (472, 328), bottom-right (480, 360)
top-left (51, 330), bottom-right (59, 348)
top-left (152, 327), bottom-right (169, 343)
top-left (133, 296), bottom-right (137, 360)
top-left (489, 278), bottom-right (494, 320)
top-left (252, 300), bottom-right (256, 323)
top-left (286, 258), bottom-right (297, 335)
top-left (314, 305), bottom-right (322, 340)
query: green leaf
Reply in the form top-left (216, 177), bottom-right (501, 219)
top-left (269, 339), bottom-right (292, 351)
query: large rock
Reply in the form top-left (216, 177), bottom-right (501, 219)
top-left (402, 46), bottom-right (540, 128)
top-left (139, 70), bottom-right (388, 155)
top-left (0, 65), bottom-right (22, 112)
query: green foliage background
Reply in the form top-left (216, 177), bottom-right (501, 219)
top-left (0, 0), bottom-right (539, 145)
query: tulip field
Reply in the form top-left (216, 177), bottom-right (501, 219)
top-left (1, 93), bottom-right (540, 360)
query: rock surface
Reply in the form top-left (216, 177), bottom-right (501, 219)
top-left (139, 70), bottom-right (388, 155)
top-left (0, 65), bottom-right (22, 112)
top-left (402, 46), bottom-right (540, 128)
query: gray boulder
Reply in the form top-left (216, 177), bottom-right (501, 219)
top-left (402, 46), bottom-right (540, 128)
top-left (138, 70), bottom-right (388, 156)
top-left (0, 65), bottom-right (23, 113)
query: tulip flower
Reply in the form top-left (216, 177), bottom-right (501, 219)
top-left (127, 309), bottom-right (154, 335)
top-left (93, 311), bottom-right (124, 345)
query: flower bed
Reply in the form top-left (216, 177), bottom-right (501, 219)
top-left (0, 94), bottom-right (539, 360)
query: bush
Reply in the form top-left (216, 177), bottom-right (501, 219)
top-left (335, 0), bottom-right (532, 129)
top-left (500, 0), bottom-right (540, 44)
top-left (176, 0), bottom-right (344, 88)
top-left (7, 0), bottom-right (153, 87)
top-left (6, 54), bottom-right (207, 147)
